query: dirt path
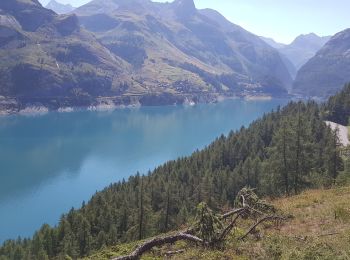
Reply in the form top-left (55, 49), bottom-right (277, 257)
top-left (325, 121), bottom-right (350, 146)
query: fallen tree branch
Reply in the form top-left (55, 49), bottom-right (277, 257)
top-left (164, 249), bottom-right (185, 256)
top-left (247, 205), bottom-right (265, 216)
top-left (318, 232), bottom-right (340, 237)
top-left (219, 208), bottom-right (247, 241)
top-left (240, 215), bottom-right (286, 240)
top-left (112, 232), bottom-right (203, 260)
top-left (222, 208), bottom-right (246, 219)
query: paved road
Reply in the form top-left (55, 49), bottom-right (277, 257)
top-left (325, 121), bottom-right (350, 146)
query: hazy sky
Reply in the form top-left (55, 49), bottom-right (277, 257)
top-left (38, 0), bottom-right (349, 44)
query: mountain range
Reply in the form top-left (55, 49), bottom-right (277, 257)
top-left (45, 0), bottom-right (75, 14)
top-left (0, 0), bottom-right (349, 112)
top-left (281, 33), bottom-right (331, 70)
top-left (261, 33), bottom-right (331, 79)
top-left (75, 0), bottom-right (294, 94)
top-left (293, 29), bottom-right (350, 98)
top-left (263, 31), bottom-right (350, 98)
top-left (0, 0), bottom-right (293, 113)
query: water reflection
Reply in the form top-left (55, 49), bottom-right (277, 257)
top-left (0, 99), bottom-right (288, 242)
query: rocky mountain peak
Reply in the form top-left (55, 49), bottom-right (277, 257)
top-left (45, 0), bottom-right (75, 14)
top-left (173, 0), bottom-right (196, 17)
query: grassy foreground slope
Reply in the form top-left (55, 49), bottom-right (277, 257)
top-left (87, 185), bottom-right (350, 260)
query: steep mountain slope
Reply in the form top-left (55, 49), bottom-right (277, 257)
top-left (260, 37), bottom-right (297, 81)
top-left (0, 0), bottom-right (136, 113)
top-left (293, 29), bottom-right (350, 98)
top-left (45, 0), bottom-right (75, 14)
top-left (74, 0), bottom-right (292, 97)
top-left (280, 33), bottom-right (331, 70)
top-left (279, 53), bottom-right (297, 82)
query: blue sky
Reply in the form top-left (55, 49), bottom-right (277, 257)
top-left (39, 0), bottom-right (350, 44)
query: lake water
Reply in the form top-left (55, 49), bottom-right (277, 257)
top-left (0, 99), bottom-right (288, 243)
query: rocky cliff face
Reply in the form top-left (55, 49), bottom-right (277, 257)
top-left (293, 29), bottom-right (350, 98)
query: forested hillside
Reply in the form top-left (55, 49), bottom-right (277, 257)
top-left (323, 83), bottom-right (350, 125)
top-left (1, 85), bottom-right (350, 259)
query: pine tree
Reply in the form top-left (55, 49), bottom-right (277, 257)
top-left (138, 177), bottom-right (144, 240)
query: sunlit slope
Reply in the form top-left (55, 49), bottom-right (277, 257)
top-left (86, 186), bottom-right (350, 260)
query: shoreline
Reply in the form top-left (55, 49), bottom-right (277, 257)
top-left (244, 95), bottom-right (273, 101)
top-left (0, 94), bottom-right (291, 117)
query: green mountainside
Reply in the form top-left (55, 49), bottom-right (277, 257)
top-left (1, 83), bottom-right (350, 259)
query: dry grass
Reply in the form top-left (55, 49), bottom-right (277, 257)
top-left (84, 186), bottom-right (350, 260)
top-left (275, 187), bottom-right (350, 237)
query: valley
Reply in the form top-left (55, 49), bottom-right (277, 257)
top-left (0, 0), bottom-right (348, 114)
top-left (0, 0), bottom-right (295, 115)
top-left (1, 1), bottom-right (350, 260)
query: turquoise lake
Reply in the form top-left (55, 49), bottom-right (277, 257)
top-left (0, 99), bottom-right (288, 243)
